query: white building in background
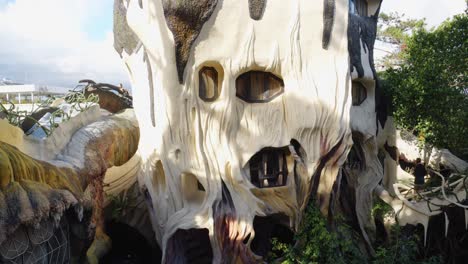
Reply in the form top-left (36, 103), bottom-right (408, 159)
top-left (0, 83), bottom-right (70, 104)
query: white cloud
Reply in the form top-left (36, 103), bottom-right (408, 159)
top-left (0, 0), bottom-right (128, 87)
top-left (375, 0), bottom-right (466, 67)
top-left (1, 0), bottom-right (465, 87)
top-left (381, 0), bottom-right (466, 28)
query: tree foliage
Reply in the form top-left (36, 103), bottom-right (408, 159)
top-left (269, 200), bottom-right (441, 263)
top-left (269, 202), bottom-right (365, 264)
top-left (377, 12), bottom-right (426, 68)
top-left (381, 13), bottom-right (468, 158)
top-left (378, 12), bottom-right (426, 45)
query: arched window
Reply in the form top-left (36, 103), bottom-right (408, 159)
top-left (352, 81), bottom-right (367, 106)
top-left (236, 71), bottom-right (284, 103)
top-left (199, 67), bottom-right (220, 102)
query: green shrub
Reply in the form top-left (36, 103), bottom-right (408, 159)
top-left (373, 225), bottom-right (443, 264)
top-left (270, 199), bottom-right (443, 263)
top-left (269, 202), bottom-right (365, 264)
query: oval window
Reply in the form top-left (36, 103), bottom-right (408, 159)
top-left (199, 67), bottom-right (220, 102)
top-left (352, 81), bottom-right (367, 106)
top-left (236, 71), bottom-right (284, 103)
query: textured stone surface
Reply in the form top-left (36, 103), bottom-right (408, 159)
top-left (161, 0), bottom-right (218, 83)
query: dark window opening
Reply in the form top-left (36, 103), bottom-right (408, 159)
top-left (102, 221), bottom-right (161, 264)
top-left (236, 71), bottom-right (284, 103)
top-left (250, 214), bottom-right (294, 258)
top-left (199, 67), bottom-right (220, 102)
top-left (165, 228), bottom-right (213, 264)
top-left (352, 81), bottom-right (367, 106)
top-left (248, 147), bottom-right (290, 188)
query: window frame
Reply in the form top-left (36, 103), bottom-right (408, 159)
top-left (351, 81), bottom-right (367, 106)
top-left (198, 66), bottom-right (221, 102)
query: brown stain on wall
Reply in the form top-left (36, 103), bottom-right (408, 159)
top-left (322, 0), bottom-right (335, 49)
top-left (248, 0), bottom-right (267, 20)
top-left (161, 0), bottom-right (218, 83)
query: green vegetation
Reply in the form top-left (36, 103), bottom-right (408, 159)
top-left (377, 12), bottom-right (426, 68)
top-left (371, 198), bottom-right (394, 220)
top-left (380, 13), bottom-right (468, 159)
top-left (269, 199), bottom-right (444, 263)
top-left (268, 201), bottom-right (365, 264)
top-left (0, 89), bottom-right (99, 136)
top-left (107, 194), bottom-right (132, 220)
top-left (373, 225), bottom-right (442, 264)
top-left (371, 199), bottom-right (442, 264)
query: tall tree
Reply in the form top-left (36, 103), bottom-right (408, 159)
top-left (381, 13), bottom-right (468, 159)
top-left (376, 12), bottom-right (426, 68)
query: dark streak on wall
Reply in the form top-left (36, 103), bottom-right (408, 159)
top-left (322, 0), bottom-right (335, 49)
top-left (348, 7), bottom-right (389, 129)
top-left (248, 0), bottom-right (267, 20)
top-left (161, 0), bottom-right (218, 84)
top-left (375, 80), bottom-right (390, 131)
top-left (310, 137), bottom-right (344, 207)
top-left (348, 13), bottom-right (378, 79)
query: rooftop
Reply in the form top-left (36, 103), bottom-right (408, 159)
top-left (0, 84), bottom-right (71, 94)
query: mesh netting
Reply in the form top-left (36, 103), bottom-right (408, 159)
top-left (0, 219), bottom-right (70, 264)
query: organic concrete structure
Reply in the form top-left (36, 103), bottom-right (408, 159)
top-left (114, 0), bottom-right (468, 261)
top-left (1, 0), bottom-right (466, 263)
top-left (114, 0), bottom-right (380, 261)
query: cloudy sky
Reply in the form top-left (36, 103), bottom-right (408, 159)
top-left (0, 0), bottom-right (123, 87)
top-left (0, 0), bottom-right (466, 88)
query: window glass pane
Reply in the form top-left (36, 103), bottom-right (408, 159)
top-left (352, 81), bottom-right (367, 106)
top-left (199, 67), bottom-right (219, 102)
top-left (236, 71), bottom-right (284, 103)
top-left (248, 147), bottom-right (289, 188)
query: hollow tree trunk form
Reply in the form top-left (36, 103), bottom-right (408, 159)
top-left (113, 0), bottom-right (369, 261)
